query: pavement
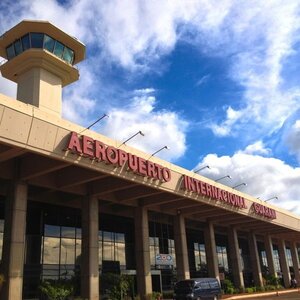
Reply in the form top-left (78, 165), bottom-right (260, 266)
top-left (222, 288), bottom-right (300, 299)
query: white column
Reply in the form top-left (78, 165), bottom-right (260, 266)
top-left (204, 222), bottom-right (219, 281)
top-left (81, 195), bottom-right (99, 300)
top-left (264, 235), bottom-right (277, 277)
top-left (228, 227), bottom-right (244, 288)
top-left (174, 214), bottom-right (190, 280)
top-left (135, 206), bottom-right (152, 299)
top-left (278, 240), bottom-right (291, 288)
top-left (1, 181), bottom-right (27, 300)
top-left (291, 242), bottom-right (300, 284)
top-left (248, 232), bottom-right (263, 287)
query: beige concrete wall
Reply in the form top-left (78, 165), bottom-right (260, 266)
top-left (0, 93), bottom-right (300, 234)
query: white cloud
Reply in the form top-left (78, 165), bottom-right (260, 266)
top-left (195, 75), bottom-right (210, 87)
top-left (99, 91), bottom-right (188, 162)
top-left (286, 120), bottom-right (300, 161)
top-left (238, 140), bottom-right (271, 156)
top-left (1, 0), bottom-right (300, 163)
top-left (196, 152), bottom-right (300, 215)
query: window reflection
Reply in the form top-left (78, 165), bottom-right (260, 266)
top-left (43, 35), bottom-right (55, 52)
top-left (44, 225), bottom-right (60, 237)
top-left (99, 230), bottom-right (126, 267)
top-left (53, 41), bottom-right (64, 58)
top-left (194, 242), bottom-right (206, 271)
top-left (42, 237), bottom-right (60, 264)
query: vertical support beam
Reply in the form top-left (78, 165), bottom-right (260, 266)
top-left (291, 242), bottom-right (300, 285)
top-left (248, 232), bottom-right (263, 287)
top-left (278, 240), bottom-right (290, 288)
top-left (1, 181), bottom-right (27, 300)
top-left (81, 195), bottom-right (99, 300)
top-left (228, 227), bottom-right (244, 289)
top-left (174, 214), bottom-right (190, 281)
top-left (264, 235), bottom-right (277, 277)
top-left (135, 206), bottom-right (152, 299)
top-left (204, 222), bottom-right (219, 281)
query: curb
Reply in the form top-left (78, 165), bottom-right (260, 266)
top-left (223, 288), bottom-right (300, 299)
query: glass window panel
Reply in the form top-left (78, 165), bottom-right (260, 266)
top-left (76, 228), bottom-right (82, 239)
top-left (98, 230), bottom-right (103, 241)
top-left (150, 246), bottom-right (156, 266)
top-left (6, 44), bottom-right (15, 60)
top-left (14, 39), bottom-right (23, 55)
top-left (0, 219), bottom-right (4, 232)
top-left (116, 242), bottom-right (126, 266)
top-left (43, 237), bottom-right (60, 264)
top-left (21, 34), bottom-right (30, 51)
top-left (53, 41), bottom-right (65, 58)
top-left (99, 240), bottom-right (102, 265)
top-left (44, 224), bottom-right (60, 237)
top-left (42, 264), bottom-right (59, 280)
top-left (75, 239), bottom-right (81, 265)
top-left (103, 231), bottom-right (113, 242)
top-left (31, 33), bottom-right (44, 48)
top-left (62, 47), bottom-right (74, 64)
top-left (103, 241), bottom-right (113, 261)
top-left (60, 265), bottom-right (74, 279)
top-left (115, 233), bottom-right (125, 243)
top-left (0, 232), bottom-right (3, 261)
top-left (43, 34), bottom-right (55, 52)
top-left (61, 238), bottom-right (75, 265)
top-left (61, 226), bottom-right (75, 238)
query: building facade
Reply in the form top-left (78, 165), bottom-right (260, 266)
top-left (0, 20), bottom-right (300, 300)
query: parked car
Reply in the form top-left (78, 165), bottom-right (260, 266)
top-left (173, 278), bottom-right (221, 300)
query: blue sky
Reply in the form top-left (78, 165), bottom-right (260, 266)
top-left (1, 0), bottom-right (300, 214)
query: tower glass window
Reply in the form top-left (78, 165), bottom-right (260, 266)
top-left (6, 44), bottom-right (15, 60)
top-left (5, 33), bottom-right (75, 65)
top-left (53, 41), bottom-right (64, 58)
top-left (21, 34), bottom-right (31, 51)
top-left (31, 33), bottom-right (44, 48)
top-left (43, 35), bottom-right (55, 52)
top-left (14, 39), bottom-right (23, 55)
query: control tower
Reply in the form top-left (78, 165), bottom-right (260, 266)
top-left (0, 20), bottom-right (85, 116)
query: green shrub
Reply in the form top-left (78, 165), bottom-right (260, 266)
top-left (0, 274), bottom-right (5, 286)
top-left (39, 280), bottom-right (74, 300)
top-left (100, 273), bottom-right (134, 300)
top-left (162, 291), bottom-right (173, 299)
top-left (222, 279), bottom-right (234, 294)
top-left (256, 286), bottom-right (265, 292)
top-left (245, 287), bottom-right (255, 293)
top-left (145, 292), bottom-right (162, 300)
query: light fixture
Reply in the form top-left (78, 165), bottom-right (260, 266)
top-left (264, 196), bottom-right (278, 202)
top-left (194, 165), bottom-right (210, 173)
top-left (151, 146), bottom-right (169, 157)
top-left (232, 183), bottom-right (247, 189)
top-left (80, 113), bottom-right (108, 133)
top-left (215, 175), bottom-right (231, 182)
top-left (121, 130), bottom-right (145, 145)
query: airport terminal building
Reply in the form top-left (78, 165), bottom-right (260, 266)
top-left (0, 20), bottom-right (300, 300)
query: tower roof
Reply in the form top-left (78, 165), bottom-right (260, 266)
top-left (0, 20), bottom-right (85, 64)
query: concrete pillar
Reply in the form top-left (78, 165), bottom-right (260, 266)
top-left (81, 195), bottom-right (99, 300)
top-left (264, 235), bottom-right (277, 277)
top-left (1, 181), bottom-right (27, 300)
top-left (290, 242), bottom-right (300, 285)
top-left (174, 214), bottom-right (190, 280)
top-left (204, 222), bottom-right (219, 281)
top-left (228, 227), bottom-right (244, 289)
top-left (135, 206), bottom-right (152, 299)
top-left (278, 240), bottom-right (291, 288)
top-left (248, 232), bottom-right (263, 287)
